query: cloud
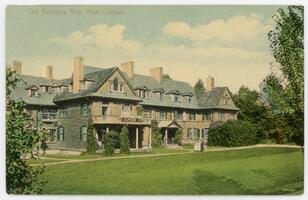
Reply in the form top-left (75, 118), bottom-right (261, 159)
top-left (162, 14), bottom-right (272, 50)
top-left (52, 24), bottom-right (142, 51)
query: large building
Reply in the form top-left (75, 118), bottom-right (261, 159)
top-left (9, 57), bottom-right (239, 151)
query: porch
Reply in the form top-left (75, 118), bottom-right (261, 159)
top-left (158, 120), bottom-right (182, 146)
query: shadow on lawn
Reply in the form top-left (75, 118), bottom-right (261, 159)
top-left (193, 170), bottom-right (258, 195)
top-left (193, 170), bottom-right (303, 195)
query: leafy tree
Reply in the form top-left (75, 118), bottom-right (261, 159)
top-left (208, 120), bottom-right (257, 147)
top-left (174, 129), bottom-right (182, 146)
top-left (103, 131), bottom-right (118, 156)
top-left (6, 69), bottom-right (46, 194)
top-left (86, 120), bottom-right (97, 153)
top-left (194, 79), bottom-right (206, 98)
top-left (119, 127), bottom-right (130, 154)
top-left (151, 120), bottom-right (162, 148)
top-left (233, 86), bottom-right (291, 143)
top-left (265, 6), bottom-right (304, 145)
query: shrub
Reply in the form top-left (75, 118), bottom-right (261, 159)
top-left (174, 129), bottom-right (183, 146)
top-left (208, 120), bottom-right (257, 147)
top-left (119, 127), bottom-right (130, 154)
top-left (103, 131), bottom-right (118, 156)
top-left (86, 122), bottom-right (97, 153)
top-left (151, 120), bottom-right (162, 148)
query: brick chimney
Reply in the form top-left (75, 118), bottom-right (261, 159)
top-left (12, 61), bottom-right (22, 74)
top-left (73, 57), bottom-right (84, 93)
top-left (120, 61), bottom-right (134, 79)
top-left (43, 65), bottom-right (53, 80)
top-left (150, 67), bottom-right (163, 83)
top-left (206, 75), bottom-right (214, 91)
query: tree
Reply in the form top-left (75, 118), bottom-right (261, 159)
top-left (194, 79), bottom-right (206, 98)
top-left (174, 129), bottom-right (182, 146)
top-left (119, 127), bottom-right (130, 154)
top-left (86, 120), bottom-right (97, 153)
top-left (103, 131), bottom-right (118, 156)
top-left (151, 120), bottom-right (162, 148)
top-left (6, 69), bottom-right (46, 194)
top-left (265, 6), bottom-right (304, 145)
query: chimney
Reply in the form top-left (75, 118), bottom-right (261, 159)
top-left (43, 65), bottom-right (53, 80)
top-left (120, 61), bottom-right (134, 79)
top-left (150, 67), bottom-right (163, 83)
top-left (206, 75), bottom-right (214, 91)
top-left (12, 61), bottom-right (22, 74)
top-left (73, 57), bottom-right (84, 93)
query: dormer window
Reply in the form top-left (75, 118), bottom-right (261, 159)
top-left (41, 85), bottom-right (49, 93)
top-left (26, 85), bottom-right (39, 97)
top-left (113, 78), bottom-right (119, 91)
top-left (111, 78), bottom-right (124, 92)
top-left (136, 87), bottom-right (150, 99)
top-left (159, 92), bottom-right (164, 101)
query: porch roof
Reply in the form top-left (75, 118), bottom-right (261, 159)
top-left (158, 120), bottom-right (181, 128)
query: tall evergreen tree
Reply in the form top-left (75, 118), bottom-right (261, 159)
top-left (194, 79), bottom-right (206, 98)
top-left (119, 127), bottom-right (130, 154)
top-left (86, 120), bottom-right (97, 153)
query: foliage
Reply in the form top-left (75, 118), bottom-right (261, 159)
top-left (86, 120), bottom-right (97, 153)
top-left (208, 120), bottom-right (257, 147)
top-left (6, 69), bottom-right (46, 194)
top-left (119, 127), bottom-right (130, 154)
top-left (162, 74), bottom-right (172, 80)
top-left (233, 86), bottom-right (292, 144)
top-left (136, 105), bottom-right (143, 116)
top-left (174, 129), bottom-right (182, 146)
top-left (103, 131), bottom-right (118, 156)
top-left (151, 120), bottom-right (162, 148)
top-left (194, 79), bottom-right (205, 98)
top-left (265, 6), bottom-right (304, 145)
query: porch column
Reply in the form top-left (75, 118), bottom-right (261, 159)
top-left (136, 127), bottom-right (139, 150)
top-left (149, 128), bottom-right (152, 149)
top-left (164, 129), bottom-right (168, 144)
top-left (106, 126), bottom-right (109, 132)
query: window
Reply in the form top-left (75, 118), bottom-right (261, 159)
top-left (188, 96), bottom-right (192, 103)
top-left (223, 96), bottom-right (229, 105)
top-left (204, 128), bottom-right (209, 141)
top-left (58, 126), bottom-right (64, 141)
top-left (102, 106), bottom-right (108, 116)
top-left (219, 113), bottom-right (225, 121)
top-left (203, 111), bottom-right (211, 121)
top-left (81, 103), bottom-right (89, 116)
top-left (160, 111), bottom-right (166, 120)
top-left (174, 95), bottom-right (179, 102)
top-left (143, 109), bottom-right (151, 118)
top-left (119, 83), bottom-right (124, 92)
top-left (113, 78), bottom-right (119, 91)
top-left (29, 89), bottom-right (37, 97)
top-left (42, 109), bottom-right (57, 120)
top-left (59, 108), bottom-right (68, 117)
top-left (81, 126), bottom-right (87, 142)
top-left (159, 92), bottom-right (164, 101)
top-left (187, 128), bottom-right (194, 139)
top-left (47, 129), bottom-right (56, 142)
top-left (122, 104), bottom-right (132, 111)
top-left (175, 110), bottom-right (183, 120)
top-left (41, 86), bottom-right (49, 92)
top-left (194, 128), bottom-right (200, 140)
top-left (189, 113), bottom-right (196, 121)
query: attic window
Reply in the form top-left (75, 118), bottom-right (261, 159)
top-left (113, 78), bottom-right (119, 91)
top-left (27, 87), bottom-right (38, 97)
top-left (111, 78), bottom-right (124, 92)
top-left (223, 95), bottom-right (229, 105)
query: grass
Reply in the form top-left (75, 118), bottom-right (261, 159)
top-left (41, 147), bottom-right (303, 195)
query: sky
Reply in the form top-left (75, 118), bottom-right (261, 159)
top-left (6, 5), bottom-right (285, 93)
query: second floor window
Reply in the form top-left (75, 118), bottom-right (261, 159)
top-left (59, 108), bottom-right (68, 117)
top-left (122, 104), bottom-right (132, 111)
top-left (189, 113), bottom-right (196, 121)
top-left (203, 111), bottom-right (211, 121)
top-left (42, 109), bottom-right (57, 120)
top-left (160, 111), bottom-right (166, 120)
top-left (175, 110), bottom-right (183, 120)
top-left (81, 103), bottom-right (89, 116)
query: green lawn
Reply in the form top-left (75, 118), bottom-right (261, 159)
top-left (42, 147), bottom-right (303, 195)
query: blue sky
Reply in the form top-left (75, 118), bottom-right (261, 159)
top-left (6, 5), bottom-right (284, 92)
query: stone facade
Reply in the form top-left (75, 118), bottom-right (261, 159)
top-left (11, 58), bottom-right (239, 151)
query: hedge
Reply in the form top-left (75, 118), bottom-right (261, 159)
top-left (208, 120), bottom-right (257, 147)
